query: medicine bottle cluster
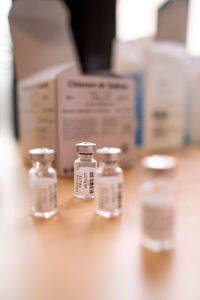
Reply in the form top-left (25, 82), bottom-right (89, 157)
top-left (74, 143), bottom-right (123, 217)
top-left (28, 144), bottom-right (177, 252)
top-left (29, 143), bottom-right (123, 219)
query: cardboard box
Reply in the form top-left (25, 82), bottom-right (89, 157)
top-left (156, 0), bottom-right (189, 44)
top-left (18, 64), bottom-right (135, 176)
top-left (9, 0), bottom-right (81, 80)
top-left (112, 39), bottom-right (189, 150)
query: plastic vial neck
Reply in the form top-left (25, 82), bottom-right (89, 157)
top-left (32, 161), bottom-right (52, 170)
top-left (146, 170), bottom-right (173, 181)
top-left (78, 153), bottom-right (93, 161)
top-left (99, 161), bottom-right (118, 168)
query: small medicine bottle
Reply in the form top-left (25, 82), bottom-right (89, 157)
top-left (96, 147), bottom-right (123, 218)
top-left (140, 155), bottom-right (177, 252)
top-left (74, 142), bottom-right (97, 199)
top-left (29, 148), bottom-right (57, 218)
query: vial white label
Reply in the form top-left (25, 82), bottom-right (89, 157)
top-left (30, 178), bottom-right (57, 212)
top-left (97, 177), bottom-right (122, 211)
top-left (75, 167), bottom-right (96, 196)
top-left (141, 195), bottom-right (174, 240)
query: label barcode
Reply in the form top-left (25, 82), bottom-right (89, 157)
top-left (90, 172), bottom-right (94, 194)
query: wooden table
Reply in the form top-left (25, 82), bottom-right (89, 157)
top-left (1, 133), bottom-right (200, 300)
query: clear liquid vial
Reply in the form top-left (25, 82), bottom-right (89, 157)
top-left (140, 155), bottom-right (177, 252)
top-left (74, 142), bottom-right (97, 199)
top-left (29, 148), bottom-right (57, 219)
top-left (96, 147), bottom-right (123, 218)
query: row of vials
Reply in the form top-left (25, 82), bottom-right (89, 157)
top-left (29, 142), bottom-right (177, 252)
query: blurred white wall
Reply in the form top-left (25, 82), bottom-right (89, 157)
top-left (187, 0), bottom-right (200, 56)
top-left (0, 0), bottom-right (12, 134)
top-left (117, 0), bottom-right (200, 56)
top-left (117, 0), bottom-right (164, 41)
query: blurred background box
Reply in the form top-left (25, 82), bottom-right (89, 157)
top-left (9, 0), bottom-right (81, 80)
top-left (8, 0), bottom-right (81, 139)
top-left (143, 42), bottom-right (189, 150)
top-left (189, 57), bottom-right (200, 144)
top-left (112, 39), bottom-right (189, 150)
top-left (17, 62), bottom-right (76, 172)
top-left (9, 0), bottom-right (116, 139)
top-left (7, 0), bottom-right (200, 154)
top-left (18, 65), bottom-right (135, 176)
top-left (156, 0), bottom-right (189, 44)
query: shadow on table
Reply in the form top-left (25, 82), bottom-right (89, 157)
top-left (140, 247), bottom-right (174, 281)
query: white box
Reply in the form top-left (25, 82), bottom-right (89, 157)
top-left (143, 42), bottom-right (189, 150)
top-left (18, 64), bottom-right (135, 176)
top-left (112, 39), bottom-right (189, 150)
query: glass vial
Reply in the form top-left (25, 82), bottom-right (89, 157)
top-left (74, 142), bottom-right (97, 199)
top-left (96, 147), bottom-right (123, 218)
top-left (140, 155), bottom-right (177, 252)
top-left (29, 148), bottom-right (57, 218)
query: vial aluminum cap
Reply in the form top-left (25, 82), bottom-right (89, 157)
top-left (29, 148), bottom-right (55, 162)
top-left (142, 155), bottom-right (177, 173)
top-left (97, 147), bottom-right (121, 162)
top-left (76, 142), bottom-right (96, 154)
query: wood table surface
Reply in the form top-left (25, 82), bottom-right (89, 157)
top-left (1, 133), bottom-right (200, 300)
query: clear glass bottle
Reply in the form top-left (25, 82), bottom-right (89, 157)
top-left (74, 142), bottom-right (97, 199)
top-left (96, 147), bottom-right (123, 218)
top-left (29, 148), bottom-right (57, 218)
top-left (140, 155), bottom-right (177, 252)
